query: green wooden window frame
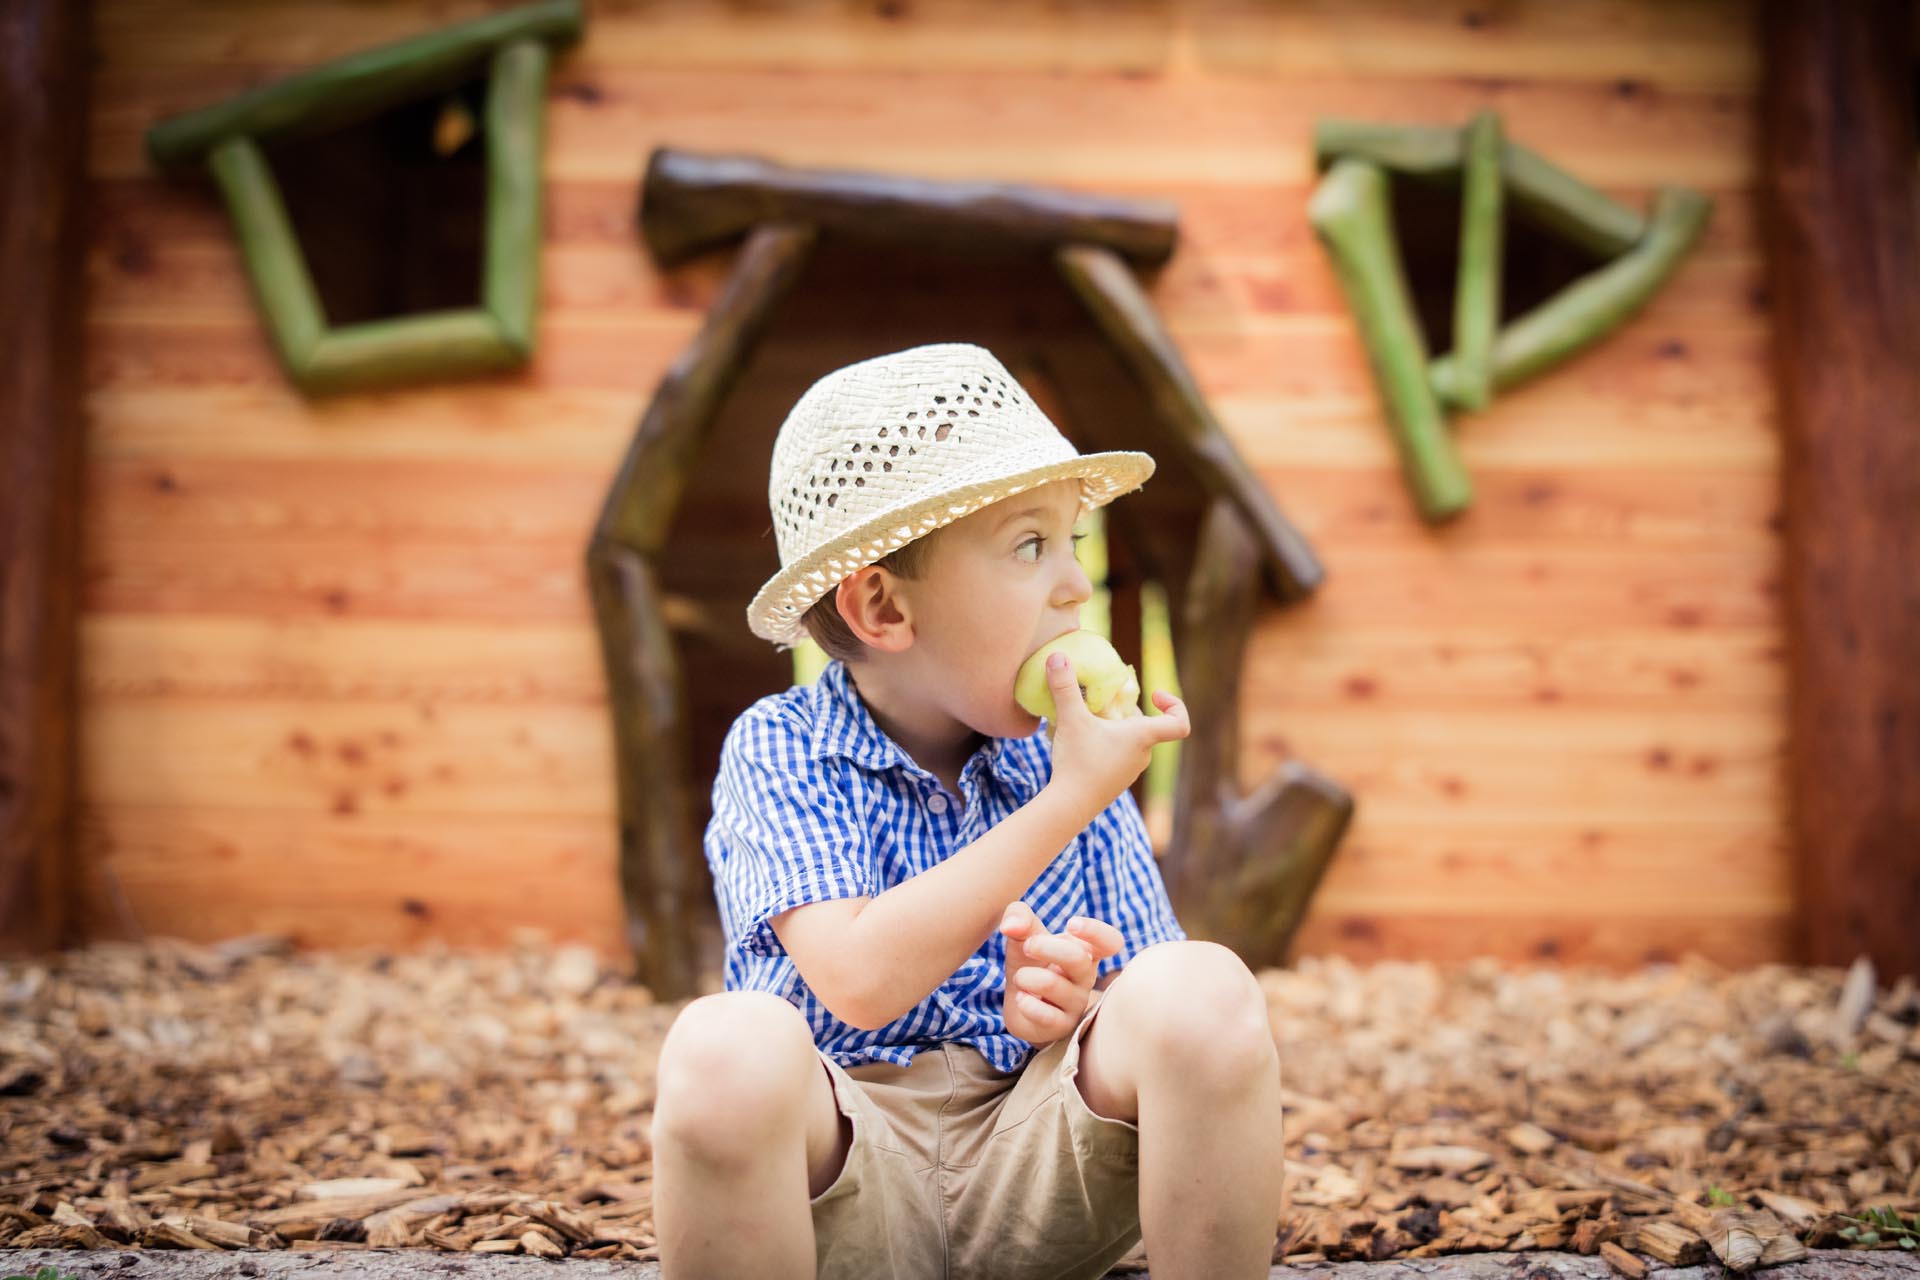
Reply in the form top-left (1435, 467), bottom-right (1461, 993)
top-left (144, 0), bottom-right (583, 396)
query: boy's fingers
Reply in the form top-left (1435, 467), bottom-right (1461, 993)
top-left (1145, 695), bottom-right (1190, 742)
top-left (1026, 931), bottom-right (1097, 982)
top-left (1046, 654), bottom-right (1089, 715)
top-left (1064, 916), bottom-right (1126, 961)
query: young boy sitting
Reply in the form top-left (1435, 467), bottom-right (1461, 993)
top-left (649, 342), bottom-right (1284, 1280)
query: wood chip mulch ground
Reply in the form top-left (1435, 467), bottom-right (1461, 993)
top-left (1, 934), bottom-right (1916, 1274)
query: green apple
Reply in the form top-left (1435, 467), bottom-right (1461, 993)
top-left (1014, 630), bottom-right (1142, 732)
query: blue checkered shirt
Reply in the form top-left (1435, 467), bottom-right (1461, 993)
top-left (703, 657), bottom-right (1187, 1072)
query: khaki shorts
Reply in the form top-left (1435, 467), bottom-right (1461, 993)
top-left (809, 989), bottom-right (1143, 1280)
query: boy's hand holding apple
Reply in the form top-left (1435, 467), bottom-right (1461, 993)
top-left (1016, 631), bottom-right (1191, 820)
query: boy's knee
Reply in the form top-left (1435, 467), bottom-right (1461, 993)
top-left (653, 992), bottom-right (819, 1159)
top-left (1116, 942), bottom-right (1274, 1084)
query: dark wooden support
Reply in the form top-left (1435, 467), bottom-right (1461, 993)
top-left (0, 0), bottom-right (88, 952)
top-left (1160, 501), bottom-right (1354, 966)
top-left (1053, 242), bottom-right (1325, 600)
top-left (640, 146), bottom-right (1180, 270)
top-left (587, 223), bottom-right (817, 999)
top-left (1760, 0), bottom-right (1920, 978)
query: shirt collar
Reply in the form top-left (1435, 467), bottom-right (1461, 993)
top-left (809, 659), bottom-right (1044, 793)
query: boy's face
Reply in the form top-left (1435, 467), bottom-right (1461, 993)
top-left (868, 478), bottom-right (1096, 741)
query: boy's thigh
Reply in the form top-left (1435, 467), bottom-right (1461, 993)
top-left (806, 1055), bottom-right (855, 1198)
top-left (810, 1052), bottom-right (946, 1280)
top-left (946, 998), bottom-right (1145, 1280)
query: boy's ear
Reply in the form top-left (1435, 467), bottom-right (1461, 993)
top-left (837, 567), bottom-right (913, 652)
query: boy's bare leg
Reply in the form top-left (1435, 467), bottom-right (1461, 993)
top-left (1074, 943), bottom-right (1285, 1280)
top-left (650, 992), bottom-right (856, 1279)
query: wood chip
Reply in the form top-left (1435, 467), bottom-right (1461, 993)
top-left (1632, 1218), bottom-right (1709, 1266)
top-left (3, 938), bottom-right (1916, 1270)
top-left (1599, 1240), bottom-right (1649, 1278)
top-left (1505, 1122), bottom-right (1558, 1155)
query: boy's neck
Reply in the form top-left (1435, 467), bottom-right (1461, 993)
top-left (845, 663), bottom-right (986, 791)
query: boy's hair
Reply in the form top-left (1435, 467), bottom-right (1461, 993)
top-left (801, 530), bottom-right (939, 663)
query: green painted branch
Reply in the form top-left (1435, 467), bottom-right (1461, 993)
top-left (1450, 110), bottom-right (1504, 413)
top-left (1307, 158), bottom-right (1473, 524)
top-left (299, 309), bottom-right (521, 395)
top-left (482, 38), bottom-right (550, 357)
top-left (145, 0), bottom-right (583, 173)
top-left (1314, 117), bottom-right (1645, 259)
top-left (1429, 185), bottom-right (1713, 409)
top-left (206, 137), bottom-right (325, 381)
top-left (1053, 242), bottom-right (1324, 601)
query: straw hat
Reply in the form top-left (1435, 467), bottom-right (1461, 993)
top-left (747, 342), bottom-right (1155, 650)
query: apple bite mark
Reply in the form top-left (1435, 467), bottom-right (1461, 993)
top-left (1013, 630), bottom-right (1143, 738)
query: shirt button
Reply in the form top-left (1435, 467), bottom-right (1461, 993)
top-left (926, 793), bottom-right (949, 814)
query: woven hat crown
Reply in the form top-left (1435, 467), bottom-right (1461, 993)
top-left (768, 343), bottom-right (1069, 568)
top-left (749, 341), bottom-right (1154, 648)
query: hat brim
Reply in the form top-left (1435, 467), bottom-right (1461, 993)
top-left (746, 449), bottom-right (1156, 650)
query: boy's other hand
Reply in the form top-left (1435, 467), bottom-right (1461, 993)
top-left (1044, 651), bottom-right (1190, 818)
top-left (998, 901), bottom-right (1125, 1046)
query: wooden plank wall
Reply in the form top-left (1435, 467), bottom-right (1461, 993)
top-left (78, 0), bottom-right (1786, 972)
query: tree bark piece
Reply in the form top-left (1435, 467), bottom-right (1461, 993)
top-left (1314, 116), bottom-right (1645, 259)
top-left (1429, 185), bottom-right (1713, 410)
top-left (1451, 109), bottom-right (1505, 413)
top-left (1053, 242), bottom-right (1324, 600)
top-left (640, 145), bottom-right (1179, 269)
top-left (1308, 157), bottom-right (1473, 523)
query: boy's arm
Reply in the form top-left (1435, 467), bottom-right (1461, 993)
top-left (841, 779), bottom-right (1104, 1031)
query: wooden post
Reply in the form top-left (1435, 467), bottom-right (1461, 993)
top-left (0, 0), bottom-right (88, 952)
top-left (1759, 0), bottom-right (1920, 978)
top-left (587, 223), bottom-right (817, 1000)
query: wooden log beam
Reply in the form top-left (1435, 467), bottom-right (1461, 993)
top-left (1314, 116), bottom-right (1646, 259)
top-left (146, 0), bottom-right (583, 172)
top-left (1429, 184), bottom-right (1713, 411)
top-left (587, 222), bottom-right (815, 998)
top-left (1307, 158), bottom-right (1473, 523)
top-left (0, 0), bottom-right (88, 952)
top-left (640, 146), bottom-right (1180, 270)
top-left (1759, 0), bottom-right (1920, 978)
top-left (1053, 242), bottom-right (1325, 599)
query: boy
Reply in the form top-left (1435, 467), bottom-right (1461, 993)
top-left (650, 343), bottom-right (1284, 1280)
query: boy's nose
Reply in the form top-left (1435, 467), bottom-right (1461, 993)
top-left (1057, 556), bottom-right (1093, 605)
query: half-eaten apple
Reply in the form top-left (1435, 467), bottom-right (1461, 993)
top-left (1015, 630), bottom-right (1142, 737)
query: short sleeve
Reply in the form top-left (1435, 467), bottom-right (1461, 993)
top-left (706, 710), bottom-right (876, 959)
top-left (1081, 786), bottom-right (1187, 981)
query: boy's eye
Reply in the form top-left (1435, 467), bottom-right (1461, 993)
top-left (1017, 533), bottom-right (1088, 562)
